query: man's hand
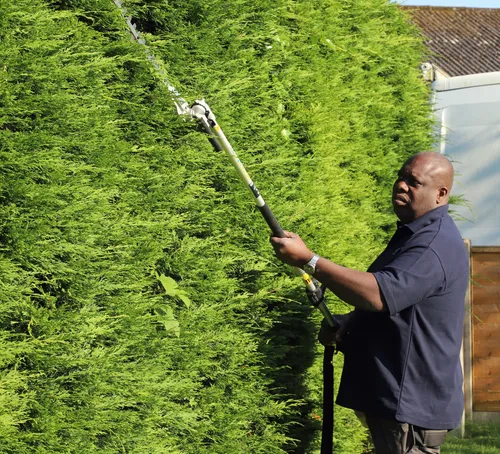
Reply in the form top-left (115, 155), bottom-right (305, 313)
top-left (318, 317), bottom-right (342, 346)
top-left (269, 231), bottom-right (315, 268)
top-left (318, 313), bottom-right (353, 346)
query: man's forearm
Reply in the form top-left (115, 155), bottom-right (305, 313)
top-left (313, 258), bottom-right (386, 312)
top-left (268, 231), bottom-right (386, 311)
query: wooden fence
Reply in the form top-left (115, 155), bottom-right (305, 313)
top-left (462, 243), bottom-right (500, 424)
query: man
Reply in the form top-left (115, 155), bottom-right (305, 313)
top-left (270, 152), bottom-right (469, 454)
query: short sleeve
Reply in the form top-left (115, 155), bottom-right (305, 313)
top-left (372, 245), bottom-right (444, 315)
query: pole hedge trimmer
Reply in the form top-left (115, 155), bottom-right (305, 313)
top-left (112, 2), bottom-right (338, 452)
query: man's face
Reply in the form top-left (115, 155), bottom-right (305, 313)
top-left (392, 156), bottom-right (440, 223)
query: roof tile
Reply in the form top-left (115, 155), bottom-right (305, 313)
top-left (400, 6), bottom-right (500, 77)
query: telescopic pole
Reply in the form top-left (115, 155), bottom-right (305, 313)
top-left (112, 4), bottom-right (337, 451)
top-left (112, 0), bottom-right (336, 328)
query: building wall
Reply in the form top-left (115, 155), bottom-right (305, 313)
top-left (432, 71), bottom-right (500, 246)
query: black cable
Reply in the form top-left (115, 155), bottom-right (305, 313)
top-left (321, 345), bottom-right (335, 454)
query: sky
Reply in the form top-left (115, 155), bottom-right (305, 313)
top-left (396, 0), bottom-right (500, 6)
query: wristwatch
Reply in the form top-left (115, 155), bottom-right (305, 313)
top-left (303, 254), bottom-right (320, 275)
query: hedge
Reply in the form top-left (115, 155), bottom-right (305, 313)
top-left (0, 0), bottom-right (432, 452)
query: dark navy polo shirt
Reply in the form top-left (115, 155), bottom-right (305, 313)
top-left (336, 205), bottom-right (469, 429)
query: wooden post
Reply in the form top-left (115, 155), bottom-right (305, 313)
top-left (452, 239), bottom-right (472, 438)
top-left (463, 239), bottom-right (473, 430)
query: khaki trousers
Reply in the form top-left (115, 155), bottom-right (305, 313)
top-left (364, 414), bottom-right (448, 454)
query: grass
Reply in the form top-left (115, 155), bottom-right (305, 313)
top-left (442, 423), bottom-right (500, 454)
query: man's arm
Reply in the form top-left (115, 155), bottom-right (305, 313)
top-left (313, 258), bottom-right (386, 312)
top-left (270, 231), bottom-right (386, 312)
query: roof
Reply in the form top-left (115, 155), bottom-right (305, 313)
top-left (400, 6), bottom-right (500, 77)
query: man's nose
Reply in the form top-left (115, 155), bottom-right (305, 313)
top-left (394, 180), bottom-right (409, 192)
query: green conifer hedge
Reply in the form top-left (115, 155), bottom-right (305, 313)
top-left (0, 0), bottom-right (432, 452)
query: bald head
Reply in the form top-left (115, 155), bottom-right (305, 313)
top-left (392, 152), bottom-right (454, 223)
top-left (406, 152), bottom-right (454, 194)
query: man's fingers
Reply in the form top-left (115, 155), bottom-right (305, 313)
top-left (318, 318), bottom-right (338, 346)
top-left (335, 323), bottom-right (349, 342)
top-left (269, 236), bottom-right (286, 250)
top-left (269, 231), bottom-right (310, 267)
top-left (270, 231), bottom-right (293, 242)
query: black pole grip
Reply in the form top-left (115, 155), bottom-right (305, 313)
top-left (258, 203), bottom-right (285, 238)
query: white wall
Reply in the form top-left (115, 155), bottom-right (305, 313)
top-left (432, 72), bottom-right (500, 246)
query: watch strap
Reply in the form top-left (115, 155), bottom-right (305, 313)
top-left (304, 253), bottom-right (320, 274)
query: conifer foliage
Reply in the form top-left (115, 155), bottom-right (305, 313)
top-left (0, 0), bottom-right (432, 452)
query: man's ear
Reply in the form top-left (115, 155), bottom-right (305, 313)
top-left (437, 186), bottom-right (449, 203)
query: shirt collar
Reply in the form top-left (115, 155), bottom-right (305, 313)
top-left (396, 204), bottom-right (449, 234)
